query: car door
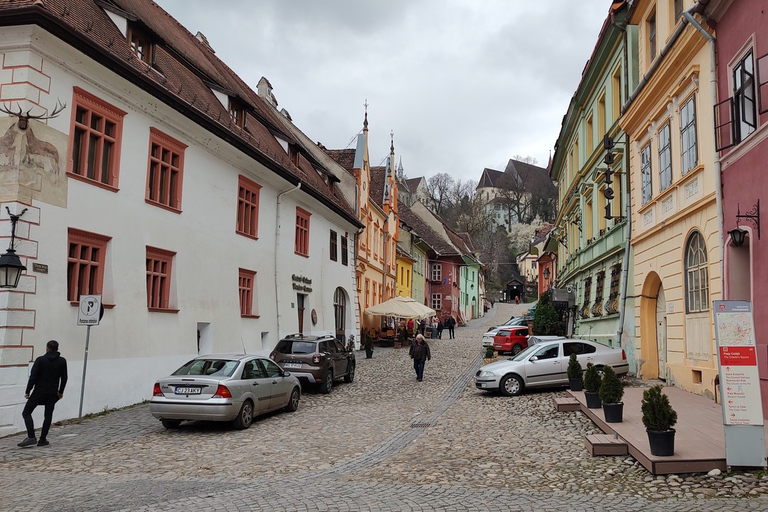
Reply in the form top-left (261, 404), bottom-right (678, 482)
top-left (333, 339), bottom-right (350, 376)
top-left (524, 342), bottom-right (562, 385)
top-left (261, 358), bottom-right (292, 410)
top-left (323, 339), bottom-right (344, 378)
top-left (241, 358), bottom-right (272, 413)
top-left (563, 341), bottom-right (598, 371)
top-left (511, 328), bottom-right (529, 351)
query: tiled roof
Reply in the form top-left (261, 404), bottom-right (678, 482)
top-left (504, 159), bottom-right (557, 196)
top-left (369, 166), bottom-right (387, 208)
top-left (398, 204), bottom-right (456, 256)
top-left (324, 148), bottom-right (356, 173)
top-left (476, 168), bottom-right (504, 188)
top-left (0, 0), bottom-right (358, 224)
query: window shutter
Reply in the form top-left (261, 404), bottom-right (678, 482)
top-left (713, 97), bottom-right (735, 152)
top-left (757, 52), bottom-right (768, 115)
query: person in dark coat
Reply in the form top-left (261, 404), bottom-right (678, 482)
top-left (18, 340), bottom-right (68, 447)
top-left (446, 316), bottom-right (456, 339)
top-left (409, 334), bottom-right (431, 382)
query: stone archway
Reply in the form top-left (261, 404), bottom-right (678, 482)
top-left (639, 272), bottom-right (663, 380)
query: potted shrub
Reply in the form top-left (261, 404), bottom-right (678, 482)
top-left (566, 353), bottom-right (583, 391)
top-left (641, 384), bottom-right (678, 456)
top-left (598, 365), bottom-right (624, 422)
top-left (583, 363), bottom-right (602, 409)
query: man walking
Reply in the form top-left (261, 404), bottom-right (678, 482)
top-left (409, 334), bottom-right (431, 382)
top-left (18, 340), bottom-right (68, 447)
top-left (446, 316), bottom-right (456, 339)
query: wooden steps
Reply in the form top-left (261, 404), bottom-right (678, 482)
top-left (585, 433), bottom-right (628, 456)
top-left (554, 397), bottom-right (580, 412)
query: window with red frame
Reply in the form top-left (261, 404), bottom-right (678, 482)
top-left (239, 268), bottom-right (257, 317)
top-left (236, 175), bottom-right (262, 239)
top-left (146, 246), bottom-right (175, 310)
top-left (146, 128), bottom-right (186, 212)
top-left (295, 207), bottom-right (311, 257)
top-left (67, 228), bottom-right (111, 302)
top-left (68, 87), bottom-right (126, 189)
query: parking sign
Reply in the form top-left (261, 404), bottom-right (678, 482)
top-left (78, 295), bottom-right (102, 326)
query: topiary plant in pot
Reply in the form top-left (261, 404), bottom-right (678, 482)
top-left (583, 363), bottom-right (602, 409)
top-left (641, 384), bottom-right (678, 456)
top-left (598, 365), bottom-right (624, 422)
top-left (567, 353), bottom-right (583, 391)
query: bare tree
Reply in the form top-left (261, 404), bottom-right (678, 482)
top-left (426, 173), bottom-right (454, 217)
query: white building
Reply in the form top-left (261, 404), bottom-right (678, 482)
top-left (0, 0), bottom-right (361, 436)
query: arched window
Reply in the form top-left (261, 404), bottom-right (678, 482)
top-left (685, 231), bottom-right (709, 313)
top-left (334, 287), bottom-right (346, 332)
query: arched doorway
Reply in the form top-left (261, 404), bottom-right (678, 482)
top-left (334, 287), bottom-right (348, 343)
top-left (640, 272), bottom-right (664, 380)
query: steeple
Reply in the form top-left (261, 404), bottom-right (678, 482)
top-left (363, 99), bottom-right (368, 133)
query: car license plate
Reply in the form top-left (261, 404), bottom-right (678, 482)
top-left (283, 363), bottom-right (302, 369)
top-left (175, 387), bottom-right (202, 395)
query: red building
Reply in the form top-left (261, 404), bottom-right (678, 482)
top-left (711, 0), bottom-right (768, 415)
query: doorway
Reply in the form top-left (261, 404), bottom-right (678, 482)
top-left (197, 322), bottom-right (211, 354)
top-left (297, 293), bottom-right (306, 335)
top-left (656, 286), bottom-right (667, 381)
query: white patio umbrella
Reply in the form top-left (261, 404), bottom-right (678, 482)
top-left (364, 296), bottom-right (436, 319)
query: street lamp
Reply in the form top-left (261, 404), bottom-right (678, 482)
top-left (0, 207), bottom-right (27, 288)
top-left (543, 267), bottom-right (550, 281)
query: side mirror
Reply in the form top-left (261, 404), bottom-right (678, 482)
top-left (530, 356), bottom-right (539, 362)
top-left (282, 371), bottom-right (291, 377)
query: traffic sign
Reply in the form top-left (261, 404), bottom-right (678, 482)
top-left (78, 295), bottom-right (102, 326)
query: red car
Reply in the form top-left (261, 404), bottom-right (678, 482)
top-left (493, 326), bottom-right (529, 355)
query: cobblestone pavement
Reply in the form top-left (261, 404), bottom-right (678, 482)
top-left (2, 303), bottom-right (768, 511)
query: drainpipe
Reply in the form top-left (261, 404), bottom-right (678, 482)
top-left (617, 132), bottom-right (632, 350)
top-left (681, 7), bottom-right (723, 290)
top-left (275, 182), bottom-right (301, 338)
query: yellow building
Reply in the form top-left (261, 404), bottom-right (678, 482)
top-left (327, 113), bottom-right (399, 331)
top-left (396, 246), bottom-right (414, 298)
top-left (621, 0), bottom-right (721, 398)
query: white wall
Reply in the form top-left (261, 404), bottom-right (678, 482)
top-left (0, 27), bottom-right (358, 436)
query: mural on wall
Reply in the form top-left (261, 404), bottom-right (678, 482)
top-left (0, 116), bottom-right (68, 207)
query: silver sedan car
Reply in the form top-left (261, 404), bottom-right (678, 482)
top-left (150, 354), bottom-right (301, 429)
top-left (475, 338), bottom-right (629, 396)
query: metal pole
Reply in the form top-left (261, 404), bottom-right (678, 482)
top-left (78, 325), bottom-right (91, 418)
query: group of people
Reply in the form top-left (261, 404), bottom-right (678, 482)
top-left (425, 315), bottom-right (457, 340)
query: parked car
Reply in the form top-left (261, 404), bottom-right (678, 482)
top-left (492, 326), bottom-right (530, 355)
top-left (270, 334), bottom-right (355, 394)
top-left (475, 338), bottom-right (629, 396)
top-left (150, 354), bottom-right (301, 430)
top-left (482, 316), bottom-right (533, 347)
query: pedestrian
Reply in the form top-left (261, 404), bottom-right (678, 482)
top-left (409, 334), bottom-right (431, 382)
top-left (437, 318), bottom-right (444, 339)
top-left (431, 316), bottom-right (438, 338)
top-left (446, 315), bottom-right (456, 339)
top-left (515, 296), bottom-right (520, 305)
top-left (18, 340), bottom-right (68, 448)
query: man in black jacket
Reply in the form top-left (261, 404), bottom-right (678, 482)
top-left (18, 340), bottom-right (68, 447)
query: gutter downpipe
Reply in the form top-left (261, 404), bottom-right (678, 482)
top-left (275, 183), bottom-right (302, 338)
top-left (681, 8), bottom-right (723, 293)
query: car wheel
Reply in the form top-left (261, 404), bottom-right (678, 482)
top-left (500, 374), bottom-right (524, 396)
top-left (285, 387), bottom-right (300, 412)
top-left (319, 371), bottom-right (333, 394)
top-left (232, 400), bottom-right (254, 430)
top-left (161, 420), bottom-right (181, 429)
top-left (344, 362), bottom-right (355, 383)
top-left (511, 344), bottom-right (523, 355)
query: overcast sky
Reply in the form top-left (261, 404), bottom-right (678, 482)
top-left (155, 0), bottom-right (610, 182)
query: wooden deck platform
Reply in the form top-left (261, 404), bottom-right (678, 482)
top-left (554, 396), bottom-right (580, 412)
top-left (566, 386), bottom-right (768, 475)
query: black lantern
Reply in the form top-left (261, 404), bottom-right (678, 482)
top-left (729, 227), bottom-right (748, 247)
top-left (0, 207), bottom-right (27, 288)
top-left (543, 268), bottom-right (551, 280)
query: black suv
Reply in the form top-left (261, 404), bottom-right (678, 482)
top-left (270, 334), bottom-right (355, 394)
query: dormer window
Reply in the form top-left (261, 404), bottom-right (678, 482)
top-left (229, 99), bottom-right (245, 128)
top-left (127, 24), bottom-right (153, 65)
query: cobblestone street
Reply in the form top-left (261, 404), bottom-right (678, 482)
top-left (2, 303), bottom-right (768, 511)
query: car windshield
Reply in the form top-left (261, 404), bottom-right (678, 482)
top-left (511, 343), bottom-right (546, 362)
top-left (275, 340), bottom-right (317, 354)
top-left (173, 358), bottom-right (239, 377)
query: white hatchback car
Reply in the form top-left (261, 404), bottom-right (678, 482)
top-left (475, 338), bottom-right (629, 396)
